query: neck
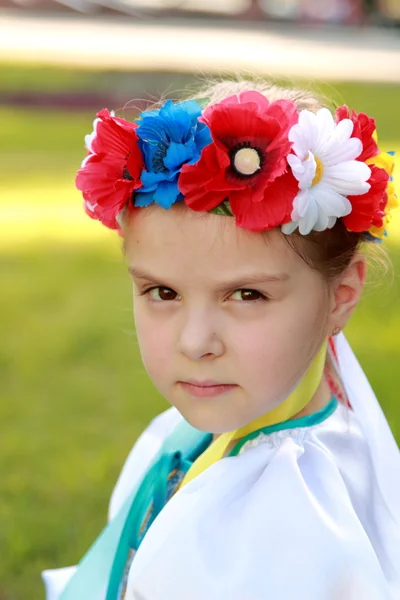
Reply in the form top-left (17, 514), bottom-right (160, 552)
top-left (213, 340), bottom-right (332, 445)
top-left (179, 340), bottom-right (335, 490)
top-left (290, 372), bottom-right (332, 420)
top-left (213, 374), bottom-right (333, 456)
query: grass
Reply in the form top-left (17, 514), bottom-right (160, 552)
top-left (0, 241), bottom-right (171, 600)
top-left (1, 75), bottom-right (400, 599)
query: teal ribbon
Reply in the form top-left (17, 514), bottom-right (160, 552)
top-left (59, 421), bottom-right (211, 600)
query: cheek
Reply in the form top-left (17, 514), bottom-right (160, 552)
top-left (134, 303), bottom-right (173, 382)
top-left (230, 296), bottom-right (328, 388)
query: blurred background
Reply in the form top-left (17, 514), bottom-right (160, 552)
top-left (1, 1), bottom-right (400, 598)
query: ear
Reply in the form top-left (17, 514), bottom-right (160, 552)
top-left (327, 254), bottom-right (367, 333)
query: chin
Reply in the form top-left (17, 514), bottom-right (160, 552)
top-left (168, 385), bottom-right (263, 433)
top-left (174, 401), bottom-right (250, 434)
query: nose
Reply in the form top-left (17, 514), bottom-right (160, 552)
top-left (176, 307), bottom-right (224, 360)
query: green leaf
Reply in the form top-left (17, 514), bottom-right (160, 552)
top-left (209, 200), bottom-right (233, 217)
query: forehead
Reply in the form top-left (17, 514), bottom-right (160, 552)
top-left (125, 204), bottom-right (302, 276)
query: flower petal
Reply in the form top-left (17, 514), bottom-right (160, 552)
top-left (324, 161), bottom-right (371, 195)
top-left (208, 105), bottom-right (280, 147)
top-left (136, 98), bottom-right (210, 209)
top-left (134, 192), bottom-right (155, 207)
top-left (314, 108), bottom-right (335, 152)
top-left (230, 172), bottom-right (298, 231)
top-left (90, 110), bottom-right (138, 157)
top-left (289, 122), bottom-right (311, 160)
top-left (176, 99), bottom-right (203, 122)
top-left (195, 123), bottom-right (213, 152)
top-left (343, 164), bottom-right (390, 232)
top-left (321, 137), bottom-right (362, 165)
top-left (295, 191), bottom-right (319, 235)
top-left (164, 141), bottom-right (197, 171)
top-left (140, 170), bottom-right (165, 189)
top-left (288, 152), bottom-right (316, 190)
top-left (184, 188), bottom-right (226, 212)
top-left (312, 183), bottom-right (352, 217)
top-left (335, 105), bottom-right (378, 162)
top-left (319, 118), bottom-right (354, 158)
top-left (229, 187), bottom-right (270, 231)
top-left (289, 180), bottom-right (351, 235)
top-left (153, 180), bottom-right (180, 209)
top-left (281, 221), bottom-right (299, 235)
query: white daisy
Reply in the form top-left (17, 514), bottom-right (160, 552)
top-left (282, 108), bottom-right (371, 236)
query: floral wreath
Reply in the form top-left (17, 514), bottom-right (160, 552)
top-left (76, 91), bottom-right (397, 241)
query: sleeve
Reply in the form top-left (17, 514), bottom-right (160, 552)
top-left (108, 406), bottom-right (182, 521)
top-left (125, 435), bottom-right (394, 600)
top-left (41, 406), bottom-right (182, 600)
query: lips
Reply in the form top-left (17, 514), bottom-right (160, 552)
top-left (178, 380), bottom-right (238, 398)
top-left (184, 379), bottom-right (231, 387)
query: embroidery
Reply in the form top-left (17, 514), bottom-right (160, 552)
top-left (116, 468), bottom-right (186, 598)
top-left (238, 428), bottom-right (311, 455)
top-left (138, 503), bottom-right (153, 540)
top-left (166, 468), bottom-right (186, 501)
top-left (237, 400), bottom-right (340, 456)
top-left (118, 548), bottom-right (136, 600)
top-left (133, 468), bottom-right (188, 549)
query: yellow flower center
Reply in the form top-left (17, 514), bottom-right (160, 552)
top-left (312, 157), bottom-right (324, 186)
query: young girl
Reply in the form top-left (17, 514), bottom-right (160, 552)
top-left (43, 80), bottom-right (400, 599)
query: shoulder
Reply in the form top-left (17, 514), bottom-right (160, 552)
top-left (127, 408), bottom-right (392, 599)
top-left (108, 406), bottom-right (183, 521)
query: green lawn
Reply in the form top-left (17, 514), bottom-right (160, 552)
top-left (1, 240), bottom-right (170, 600)
top-left (1, 77), bottom-right (400, 599)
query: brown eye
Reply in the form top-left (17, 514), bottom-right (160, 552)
top-left (231, 289), bottom-right (265, 302)
top-left (148, 287), bottom-right (179, 301)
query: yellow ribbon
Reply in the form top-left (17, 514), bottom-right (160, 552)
top-left (179, 340), bottom-right (328, 489)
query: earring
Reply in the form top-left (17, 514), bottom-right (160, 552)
top-left (332, 327), bottom-right (341, 336)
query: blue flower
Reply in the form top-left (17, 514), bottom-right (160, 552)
top-left (135, 99), bottom-right (212, 209)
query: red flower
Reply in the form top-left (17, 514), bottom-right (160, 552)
top-left (335, 105), bottom-right (378, 162)
top-left (76, 109), bottom-right (143, 230)
top-left (335, 105), bottom-right (388, 232)
top-left (179, 91), bottom-right (299, 231)
top-left (343, 164), bottom-right (389, 232)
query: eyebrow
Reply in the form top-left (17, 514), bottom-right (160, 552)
top-left (128, 266), bottom-right (290, 288)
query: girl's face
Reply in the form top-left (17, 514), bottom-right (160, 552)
top-left (125, 205), bottom-right (333, 433)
